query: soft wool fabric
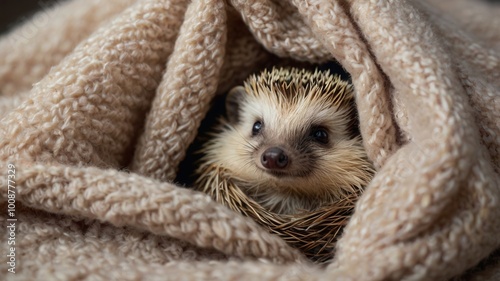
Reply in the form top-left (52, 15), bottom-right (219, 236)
top-left (0, 0), bottom-right (499, 280)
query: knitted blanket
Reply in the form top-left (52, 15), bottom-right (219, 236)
top-left (1, 0), bottom-right (499, 280)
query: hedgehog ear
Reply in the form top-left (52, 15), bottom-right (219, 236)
top-left (226, 86), bottom-right (246, 124)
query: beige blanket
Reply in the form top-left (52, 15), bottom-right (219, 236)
top-left (1, 0), bottom-right (499, 280)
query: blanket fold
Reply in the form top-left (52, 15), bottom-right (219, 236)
top-left (0, 0), bottom-right (499, 280)
top-left (131, 0), bottom-right (226, 181)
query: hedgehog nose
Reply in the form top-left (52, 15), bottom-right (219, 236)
top-left (261, 147), bottom-right (289, 169)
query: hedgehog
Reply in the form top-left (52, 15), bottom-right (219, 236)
top-left (196, 67), bottom-right (374, 215)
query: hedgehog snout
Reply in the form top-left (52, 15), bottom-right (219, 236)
top-left (261, 147), bottom-right (289, 170)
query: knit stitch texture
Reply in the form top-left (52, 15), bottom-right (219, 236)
top-left (0, 0), bottom-right (499, 280)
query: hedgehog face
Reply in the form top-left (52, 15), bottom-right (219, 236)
top-left (237, 86), bottom-right (351, 175)
top-left (201, 68), bottom-right (373, 213)
top-left (224, 85), bottom-right (365, 194)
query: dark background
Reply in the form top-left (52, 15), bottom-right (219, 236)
top-left (0, 0), bottom-right (59, 34)
top-left (1, 0), bottom-right (500, 35)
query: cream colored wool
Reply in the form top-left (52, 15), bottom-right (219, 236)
top-left (0, 0), bottom-right (499, 280)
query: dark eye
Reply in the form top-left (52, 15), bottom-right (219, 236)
top-left (252, 121), bottom-right (263, 135)
top-left (311, 127), bottom-right (329, 144)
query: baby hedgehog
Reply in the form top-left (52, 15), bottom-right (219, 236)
top-left (197, 67), bottom-right (374, 215)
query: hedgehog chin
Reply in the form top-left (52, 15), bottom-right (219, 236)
top-left (256, 167), bottom-right (291, 179)
top-left (267, 171), bottom-right (288, 178)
